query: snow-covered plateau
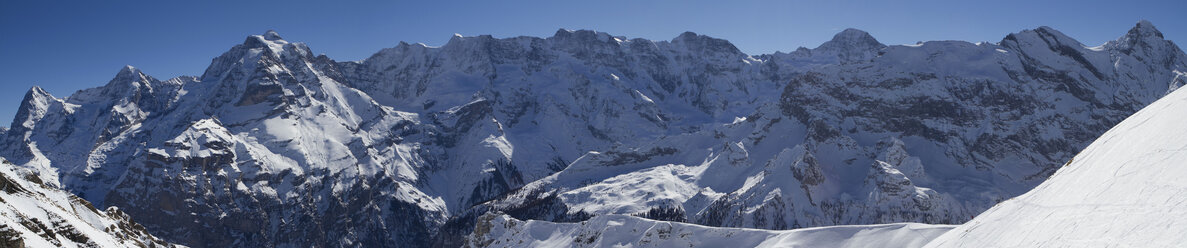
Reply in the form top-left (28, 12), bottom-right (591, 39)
top-left (0, 20), bottom-right (1183, 247)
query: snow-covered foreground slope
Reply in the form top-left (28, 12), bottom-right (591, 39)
top-left (466, 213), bottom-right (953, 248)
top-left (924, 67), bottom-right (1187, 248)
top-left (0, 160), bottom-right (176, 247)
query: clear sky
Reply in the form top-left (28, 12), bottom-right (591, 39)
top-left (1, 0), bottom-right (1184, 125)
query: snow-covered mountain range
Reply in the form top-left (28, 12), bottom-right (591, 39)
top-left (0, 21), bottom-right (1182, 247)
top-left (477, 53), bottom-right (1187, 247)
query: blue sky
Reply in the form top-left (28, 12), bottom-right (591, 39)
top-left (0, 0), bottom-right (1184, 125)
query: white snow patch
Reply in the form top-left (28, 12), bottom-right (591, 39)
top-left (473, 214), bottom-right (954, 248)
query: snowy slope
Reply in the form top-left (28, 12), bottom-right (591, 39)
top-left (465, 213), bottom-right (953, 248)
top-left (0, 160), bottom-right (176, 247)
top-left (924, 61), bottom-right (1187, 248)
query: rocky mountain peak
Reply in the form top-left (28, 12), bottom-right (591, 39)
top-left (202, 30), bottom-right (315, 83)
top-left (17, 86), bottom-right (54, 109)
top-left (10, 87), bottom-right (55, 129)
top-left (817, 28), bottom-right (885, 50)
top-left (551, 28), bottom-right (615, 43)
top-left (810, 28), bottom-right (886, 64)
top-left (74, 65), bottom-right (164, 107)
top-left (241, 30), bottom-right (293, 53)
top-left (998, 25), bottom-right (1089, 60)
top-left (440, 33), bottom-right (508, 56)
top-left (105, 65), bottom-right (154, 89)
top-left (1033, 26), bottom-right (1084, 46)
top-left (1106, 20), bottom-right (1184, 67)
top-left (263, 30), bottom-right (284, 41)
top-left (115, 65), bottom-right (142, 78)
top-left (674, 31), bottom-right (701, 41)
top-left (23, 86), bottom-right (52, 101)
top-left (670, 31), bottom-right (744, 56)
top-left (1113, 20), bottom-right (1170, 48)
top-left (1128, 20), bottom-right (1164, 40)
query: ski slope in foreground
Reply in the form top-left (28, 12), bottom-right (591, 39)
top-left (924, 85), bottom-right (1187, 247)
top-left (465, 213), bottom-right (953, 248)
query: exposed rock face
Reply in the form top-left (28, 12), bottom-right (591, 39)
top-left (0, 160), bottom-right (177, 247)
top-left (0, 21), bottom-right (1183, 247)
